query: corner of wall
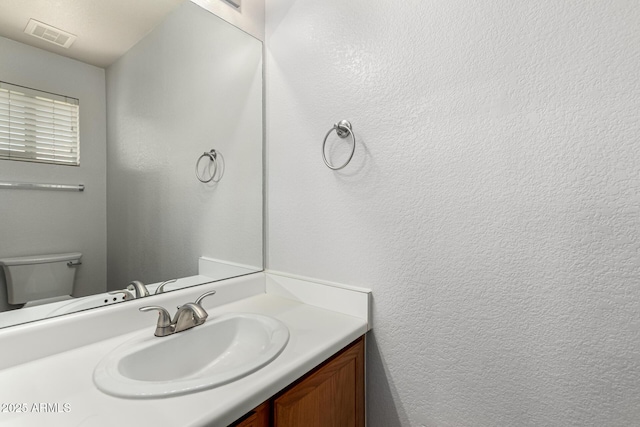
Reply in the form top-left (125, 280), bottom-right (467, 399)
top-left (190, 0), bottom-right (264, 41)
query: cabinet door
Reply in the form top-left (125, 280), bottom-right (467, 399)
top-left (229, 402), bottom-right (270, 427)
top-left (232, 412), bottom-right (258, 427)
top-left (273, 338), bottom-right (364, 427)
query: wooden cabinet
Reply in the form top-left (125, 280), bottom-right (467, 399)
top-left (230, 402), bottom-right (271, 427)
top-left (228, 337), bottom-right (364, 427)
top-left (273, 337), bottom-right (365, 427)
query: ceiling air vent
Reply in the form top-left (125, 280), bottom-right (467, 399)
top-left (24, 19), bottom-right (77, 49)
top-left (222, 0), bottom-right (241, 10)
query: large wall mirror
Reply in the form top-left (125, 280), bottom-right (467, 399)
top-left (0, 0), bottom-right (264, 328)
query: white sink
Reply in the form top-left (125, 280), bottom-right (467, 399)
top-left (93, 313), bottom-right (289, 399)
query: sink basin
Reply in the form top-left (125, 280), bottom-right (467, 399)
top-left (93, 313), bottom-right (289, 398)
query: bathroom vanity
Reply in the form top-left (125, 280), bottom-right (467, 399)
top-left (0, 272), bottom-right (371, 427)
top-left (230, 336), bottom-right (364, 427)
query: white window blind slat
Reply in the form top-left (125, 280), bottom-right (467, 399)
top-left (0, 82), bottom-right (79, 166)
top-left (0, 108), bottom-right (78, 127)
top-left (0, 122), bottom-right (78, 135)
top-left (0, 139), bottom-right (79, 152)
top-left (0, 98), bottom-right (79, 115)
top-left (0, 127), bottom-right (78, 141)
top-left (0, 111), bottom-right (79, 126)
top-left (0, 108), bottom-right (78, 121)
top-left (0, 101), bottom-right (79, 119)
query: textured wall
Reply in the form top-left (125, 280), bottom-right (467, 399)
top-left (265, 1), bottom-right (640, 426)
top-left (106, 1), bottom-right (263, 289)
top-left (0, 36), bottom-right (107, 309)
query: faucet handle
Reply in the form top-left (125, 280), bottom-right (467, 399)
top-left (195, 290), bottom-right (217, 306)
top-left (139, 306), bottom-right (174, 337)
top-left (139, 306), bottom-right (172, 326)
top-left (155, 278), bottom-right (177, 295)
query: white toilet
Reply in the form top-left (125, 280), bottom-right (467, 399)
top-left (0, 252), bottom-right (82, 306)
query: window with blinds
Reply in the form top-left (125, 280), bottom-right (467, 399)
top-left (0, 81), bottom-right (79, 166)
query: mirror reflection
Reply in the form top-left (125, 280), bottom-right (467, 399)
top-left (0, 0), bottom-right (264, 328)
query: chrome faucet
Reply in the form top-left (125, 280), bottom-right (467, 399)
top-left (107, 280), bottom-right (148, 301)
top-left (139, 306), bottom-right (173, 337)
top-left (154, 278), bottom-right (177, 295)
top-left (127, 280), bottom-right (150, 298)
top-left (140, 290), bottom-right (217, 337)
top-left (173, 302), bottom-right (209, 332)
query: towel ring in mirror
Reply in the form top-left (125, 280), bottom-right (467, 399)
top-left (195, 149), bottom-right (225, 183)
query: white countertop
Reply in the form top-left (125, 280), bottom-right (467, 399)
top-left (0, 272), bottom-right (371, 427)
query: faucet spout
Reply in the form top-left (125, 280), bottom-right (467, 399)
top-left (127, 280), bottom-right (150, 298)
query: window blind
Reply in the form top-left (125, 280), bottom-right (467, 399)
top-left (0, 81), bottom-right (79, 166)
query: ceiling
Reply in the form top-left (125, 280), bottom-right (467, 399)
top-left (0, 0), bottom-right (184, 68)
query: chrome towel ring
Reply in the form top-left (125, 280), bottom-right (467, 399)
top-left (195, 149), bottom-right (224, 183)
top-left (322, 120), bottom-right (355, 170)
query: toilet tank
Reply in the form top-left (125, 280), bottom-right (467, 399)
top-left (0, 253), bottom-right (82, 304)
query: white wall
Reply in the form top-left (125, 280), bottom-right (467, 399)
top-left (106, 1), bottom-right (263, 290)
top-left (191, 0), bottom-right (265, 40)
top-left (0, 36), bottom-right (107, 309)
top-left (265, 1), bottom-right (640, 426)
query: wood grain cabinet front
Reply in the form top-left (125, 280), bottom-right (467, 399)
top-left (229, 402), bottom-right (271, 427)
top-left (228, 336), bottom-right (365, 427)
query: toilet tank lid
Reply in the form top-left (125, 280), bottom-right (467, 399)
top-left (0, 252), bottom-right (82, 266)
